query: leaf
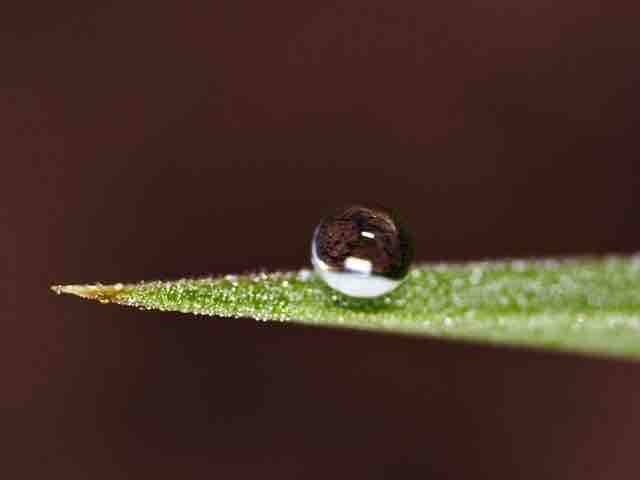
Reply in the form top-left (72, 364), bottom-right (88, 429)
top-left (52, 256), bottom-right (640, 360)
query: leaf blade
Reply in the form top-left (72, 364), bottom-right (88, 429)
top-left (52, 256), bottom-right (640, 359)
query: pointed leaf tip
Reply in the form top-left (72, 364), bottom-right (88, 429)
top-left (51, 283), bottom-right (127, 302)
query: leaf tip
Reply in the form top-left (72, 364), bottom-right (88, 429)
top-left (50, 283), bottom-right (126, 303)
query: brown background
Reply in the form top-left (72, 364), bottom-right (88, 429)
top-left (4, 1), bottom-right (640, 478)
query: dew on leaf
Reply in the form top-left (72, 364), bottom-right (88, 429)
top-left (311, 204), bottom-right (413, 298)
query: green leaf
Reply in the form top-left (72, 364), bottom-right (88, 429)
top-left (52, 256), bottom-right (640, 360)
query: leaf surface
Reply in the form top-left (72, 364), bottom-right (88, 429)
top-left (52, 257), bottom-right (640, 359)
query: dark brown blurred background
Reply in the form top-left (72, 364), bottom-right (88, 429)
top-left (4, 1), bottom-right (640, 478)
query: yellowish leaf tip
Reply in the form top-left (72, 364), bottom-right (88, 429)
top-left (50, 283), bottom-right (126, 303)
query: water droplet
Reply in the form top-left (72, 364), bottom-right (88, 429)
top-left (311, 204), bottom-right (413, 298)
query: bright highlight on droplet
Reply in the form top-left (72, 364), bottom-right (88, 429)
top-left (311, 204), bottom-right (414, 298)
top-left (344, 256), bottom-right (372, 274)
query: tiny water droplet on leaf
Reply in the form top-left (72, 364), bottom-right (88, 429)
top-left (311, 204), bottom-right (413, 298)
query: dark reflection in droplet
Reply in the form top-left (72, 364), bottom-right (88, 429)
top-left (312, 204), bottom-right (413, 298)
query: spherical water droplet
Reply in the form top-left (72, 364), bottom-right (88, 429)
top-left (311, 204), bottom-right (413, 298)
